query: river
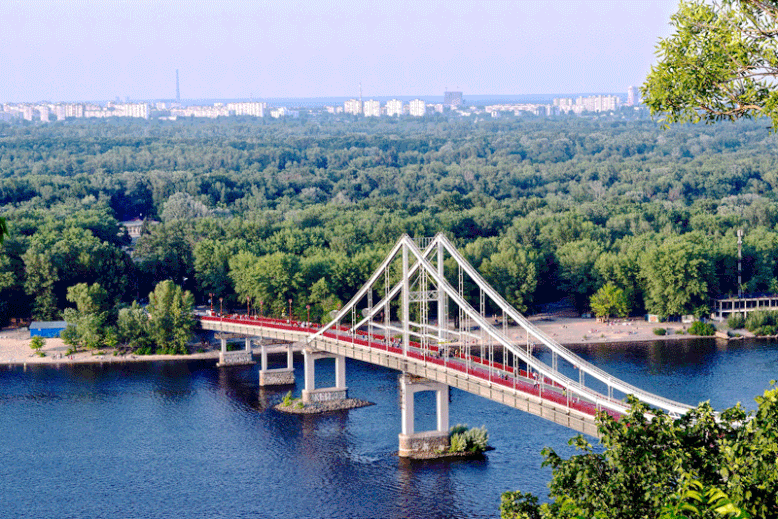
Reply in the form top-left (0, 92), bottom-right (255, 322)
top-left (0, 338), bottom-right (775, 519)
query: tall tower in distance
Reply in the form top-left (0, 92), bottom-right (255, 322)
top-left (176, 69), bottom-right (180, 104)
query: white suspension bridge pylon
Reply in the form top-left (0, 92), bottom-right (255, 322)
top-left (309, 233), bottom-right (693, 418)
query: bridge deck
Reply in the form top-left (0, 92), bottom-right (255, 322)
top-left (200, 315), bottom-right (616, 436)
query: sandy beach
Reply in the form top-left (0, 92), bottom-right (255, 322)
top-left (0, 316), bottom-right (732, 368)
top-left (525, 316), bottom-right (732, 346)
top-left (0, 327), bottom-right (222, 366)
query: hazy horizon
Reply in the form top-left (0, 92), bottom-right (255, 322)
top-left (8, 93), bottom-right (631, 107)
top-left (3, 0), bottom-right (678, 103)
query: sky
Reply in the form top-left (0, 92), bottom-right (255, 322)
top-left (2, 0), bottom-right (679, 103)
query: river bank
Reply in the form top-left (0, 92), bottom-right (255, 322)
top-left (525, 315), bottom-right (750, 346)
top-left (0, 316), bottom-right (745, 367)
top-left (0, 327), bottom-right (223, 366)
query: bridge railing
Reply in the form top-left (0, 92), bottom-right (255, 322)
top-left (198, 314), bottom-right (622, 420)
top-left (433, 233), bottom-right (693, 416)
top-left (198, 232), bottom-right (693, 420)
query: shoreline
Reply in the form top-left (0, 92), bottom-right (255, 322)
top-left (0, 316), bottom-right (752, 368)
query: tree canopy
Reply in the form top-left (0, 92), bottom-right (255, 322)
top-left (643, 0), bottom-right (778, 131)
top-left (590, 283), bottom-right (629, 320)
top-left (2, 116), bottom-right (778, 326)
top-left (501, 384), bottom-right (778, 519)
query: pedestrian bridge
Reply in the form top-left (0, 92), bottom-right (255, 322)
top-left (198, 233), bottom-right (693, 454)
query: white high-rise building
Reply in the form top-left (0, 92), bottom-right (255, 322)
top-left (386, 99), bottom-right (403, 117)
top-left (344, 99), bottom-right (362, 115)
top-left (227, 102), bottom-right (266, 117)
top-left (570, 94), bottom-right (620, 113)
top-left (37, 105), bottom-right (50, 122)
top-left (627, 86), bottom-right (637, 106)
top-left (270, 107), bottom-right (287, 118)
top-left (409, 99), bottom-right (426, 117)
top-left (363, 100), bottom-right (380, 117)
top-left (115, 103), bottom-right (151, 119)
top-left (65, 104), bottom-right (84, 118)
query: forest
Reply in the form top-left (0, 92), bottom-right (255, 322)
top-left (1, 112), bottom-right (777, 342)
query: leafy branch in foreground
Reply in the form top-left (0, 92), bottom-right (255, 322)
top-left (501, 383), bottom-right (778, 518)
top-left (643, 0), bottom-right (778, 132)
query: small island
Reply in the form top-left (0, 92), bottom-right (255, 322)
top-left (274, 390), bottom-right (374, 414)
top-left (402, 424), bottom-right (492, 461)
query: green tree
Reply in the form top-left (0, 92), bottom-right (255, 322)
top-left (160, 192), bottom-right (212, 222)
top-left (556, 239), bottom-right (604, 311)
top-left (308, 277), bottom-right (342, 324)
top-left (194, 238), bottom-right (235, 300)
top-left (22, 225), bottom-right (131, 318)
top-left (640, 234), bottom-right (714, 318)
top-left (67, 282), bottom-right (110, 316)
top-left (480, 246), bottom-right (538, 313)
top-left (61, 282), bottom-right (112, 350)
top-left (501, 384), bottom-right (778, 519)
top-left (595, 236), bottom-right (651, 315)
top-left (643, 0), bottom-right (778, 131)
top-left (146, 280), bottom-right (194, 354)
top-left (590, 283), bottom-right (629, 320)
top-left (0, 237), bottom-right (27, 324)
top-left (134, 221), bottom-right (194, 294)
top-left (116, 302), bottom-right (152, 351)
top-left (29, 335), bottom-right (45, 351)
top-left (23, 251), bottom-right (59, 320)
top-left (229, 251), bottom-right (302, 317)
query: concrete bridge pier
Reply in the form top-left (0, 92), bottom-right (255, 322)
top-left (258, 340), bottom-right (296, 387)
top-left (398, 373), bottom-right (450, 457)
top-left (301, 349), bottom-right (348, 403)
top-left (217, 336), bottom-right (256, 367)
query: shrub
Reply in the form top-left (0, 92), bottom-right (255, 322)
top-left (463, 426), bottom-right (489, 453)
top-left (745, 310), bottom-right (778, 336)
top-left (29, 336), bottom-right (45, 351)
top-left (449, 424), bottom-right (489, 454)
top-left (688, 321), bottom-right (716, 336)
top-left (449, 432), bottom-right (467, 453)
top-left (653, 328), bottom-right (666, 336)
top-left (282, 391), bottom-right (294, 407)
top-left (449, 423), bottom-right (468, 436)
top-left (727, 312), bottom-right (746, 329)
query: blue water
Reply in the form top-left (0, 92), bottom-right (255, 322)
top-left (0, 339), bottom-right (776, 519)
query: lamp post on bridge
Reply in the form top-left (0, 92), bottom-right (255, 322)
top-left (306, 304), bottom-right (310, 324)
top-left (246, 295), bottom-right (250, 318)
top-left (259, 300), bottom-right (264, 319)
top-left (209, 293), bottom-right (213, 314)
top-left (288, 298), bottom-right (293, 323)
top-left (219, 297), bottom-right (223, 316)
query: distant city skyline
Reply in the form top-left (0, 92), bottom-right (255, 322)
top-left (2, 0), bottom-right (678, 103)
